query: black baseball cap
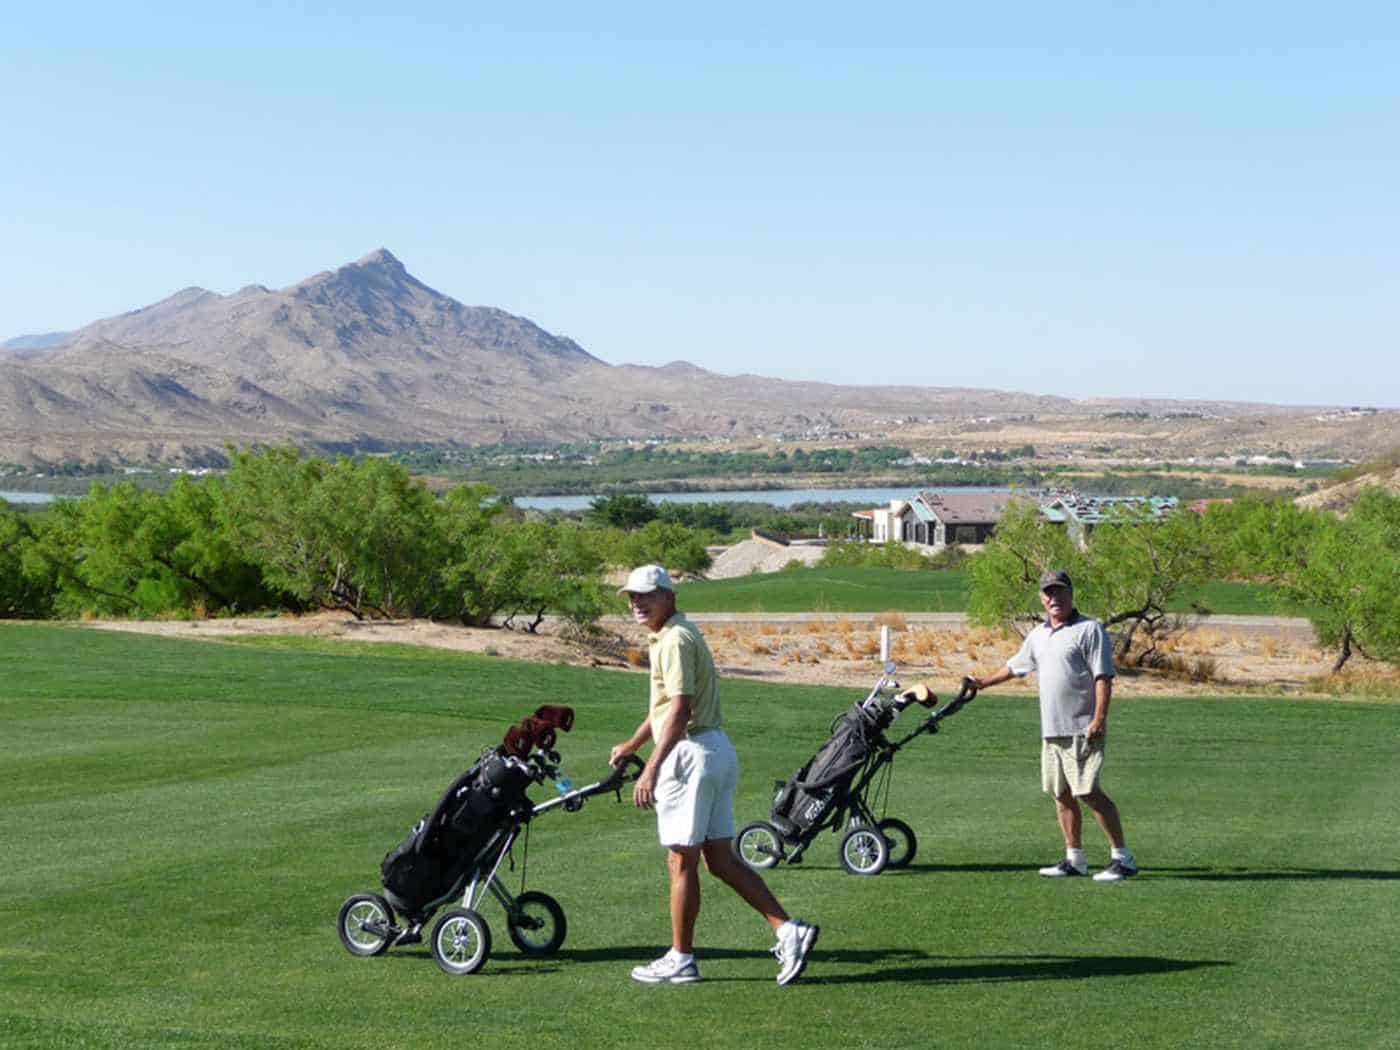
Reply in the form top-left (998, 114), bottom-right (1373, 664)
top-left (1039, 569), bottom-right (1073, 591)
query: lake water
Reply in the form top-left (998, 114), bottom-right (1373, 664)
top-left (0, 490), bottom-right (57, 505)
top-left (2, 484), bottom-right (1015, 512)
top-left (514, 485), bottom-right (1012, 512)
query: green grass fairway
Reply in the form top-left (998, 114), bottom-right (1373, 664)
top-left (676, 566), bottom-right (1288, 616)
top-left (3, 623), bottom-right (1397, 1049)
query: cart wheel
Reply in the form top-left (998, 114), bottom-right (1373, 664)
top-left (337, 893), bottom-right (395, 957)
top-left (877, 818), bottom-right (918, 868)
top-left (735, 821), bottom-right (785, 870)
top-left (840, 826), bottom-right (888, 876)
top-left (507, 891), bottom-right (567, 955)
top-left (430, 908), bottom-right (492, 975)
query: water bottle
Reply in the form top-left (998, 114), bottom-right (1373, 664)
top-left (555, 771), bottom-right (574, 796)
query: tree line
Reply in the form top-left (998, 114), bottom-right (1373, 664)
top-left (5, 449), bottom-right (1398, 674)
top-left (966, 490), bottom-right (1400, 672)
top-left (0, 448), bottom-right (710, 631)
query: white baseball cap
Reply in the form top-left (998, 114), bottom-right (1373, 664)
top-left (619, 564), bottom-right (674, 595)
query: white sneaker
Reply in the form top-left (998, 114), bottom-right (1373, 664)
top-left (1092, 858), bottom-right (1139, 882)
top-left (773, 919), bottom-right (819, 986)
top-left (631, 953), bottom-right (701, 985)
top-left (1038, 858), bottom-right (1088, 877)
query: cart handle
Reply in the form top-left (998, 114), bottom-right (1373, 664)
top-left (532, 754), bottom-right (646, 816)
top-left (898, 677), bottom-right (979, 739)
top-left (928, 676), bottom-right (978, 721)
top-left (597, 753), bottom-right (646, 795)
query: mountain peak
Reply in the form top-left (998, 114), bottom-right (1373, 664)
top-left (349, 248), bottom-right (405, 272)
top-left (291, 249), bottom-right (423, 307)
top-left (151, 287), bottom-right (218, 310)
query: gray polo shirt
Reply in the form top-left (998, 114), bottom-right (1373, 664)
top-left (1007, 611), bottom-right (1115, 737)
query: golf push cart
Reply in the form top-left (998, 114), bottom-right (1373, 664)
top-left (736, 663), bottom-right (978, 876)
top-left (337, 704), bottom-right (642, 975)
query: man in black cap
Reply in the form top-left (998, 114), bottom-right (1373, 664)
top-left (967, 570), bottom-right (1137, 881)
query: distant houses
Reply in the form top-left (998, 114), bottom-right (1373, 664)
top-left (851, 490), bottom-right (1023, 547)
top-left (920, 490), bottom-right (1023, 545)
top-left (1040, 494), bottom-right (1179, 547)
top-left (849, 502), bottom-right (902, 544)
top-left (853, 490), bottom-right (1179, 549)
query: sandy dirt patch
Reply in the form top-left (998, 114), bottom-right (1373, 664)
top-left (83, 611), bottom-right (1395, 700)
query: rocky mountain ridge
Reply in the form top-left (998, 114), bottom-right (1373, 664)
top-left (2, 250), bottom-right (1393, 466)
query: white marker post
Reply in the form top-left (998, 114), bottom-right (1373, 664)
top-left (880, 624), bottom-right (890, 664)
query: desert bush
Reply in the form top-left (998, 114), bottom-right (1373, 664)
top-left (23, 475), bottom-right (278, 619)
top-left (225, 448), bottom-right (445, 619)
top-left (968, 499), bottom-right (1226, 658)
top-left (907, 629), bottom-right (935, 655)
top-left (820, 539), bottom-right (942, 572)
top-left (12, 447), bottom-right (615, 629)
top-left (0, 509), bottom-right (54, 618)
top-left (1305, 666), bottom-right (1400, 697)
top-left (1192, 655), bottom-right (1220, 681)
top-left (926, 544), bottom-right (971, 570)
top-left (1217, 489), bottom-right (1400, 671)
top-left (856, 633), bottom-right (882, 656)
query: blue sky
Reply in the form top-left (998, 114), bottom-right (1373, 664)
top-left (3, 2), bottom-right (1397, 406)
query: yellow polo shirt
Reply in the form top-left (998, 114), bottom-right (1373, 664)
top-left (647, 612), bottom-right (722, 742)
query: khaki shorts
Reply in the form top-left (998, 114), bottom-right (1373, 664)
top-left (655, 729), bottom-right (738, 847)
top-left (1041, 735), bottom-right (1104, 798)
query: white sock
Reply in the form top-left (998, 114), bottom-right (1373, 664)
top-left (1066, 848), bottom-right (1086, 866)
top-left (1112, 847), bottom-right (1133, 861)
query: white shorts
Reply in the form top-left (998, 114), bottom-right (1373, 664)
top-left (655, 729), bottom-right (738, 848)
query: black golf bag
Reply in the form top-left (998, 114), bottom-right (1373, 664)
top-left (338, 702), bottom-right (648, 976)
top-left (379, 749), bottom-right (534, 921)
top-left (736, 673), bottom-right (977, 875)
top-left (378, 704), bottom-right (576, 921)
top-left (768, 700), bottom-right (895, 843)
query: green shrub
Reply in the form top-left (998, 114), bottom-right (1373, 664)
top-left (820, 538), bottom-right (940, 571)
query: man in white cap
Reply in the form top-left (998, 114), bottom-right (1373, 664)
top-left (962, 569), bottom-right (1138, 881)
top-left (610, 563), bottom-right (819, 986)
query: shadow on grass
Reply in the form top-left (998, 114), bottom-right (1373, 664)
top-left (812, 957), bottom-right (1226, 991)
top-left (807, 952), bottom-right (1231, 987)
top-left (384, 945), bottom-right (1229, 986)
top-left (873, 863), bottom-right (1400, 882)
top-left (1149, 866), bottom-right (1400, 882)
top-left (734, 864), bottom-right (1039, 878)
top-left (898, 862), bottom-right (1035, 875)
top-left (389, 944), bottom-right (811, 968)
top-left (713, 861), bottom-right (1036, 876)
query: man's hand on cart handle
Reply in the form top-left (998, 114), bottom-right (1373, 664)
top-left (600, 754), bottom-right (645, 797)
